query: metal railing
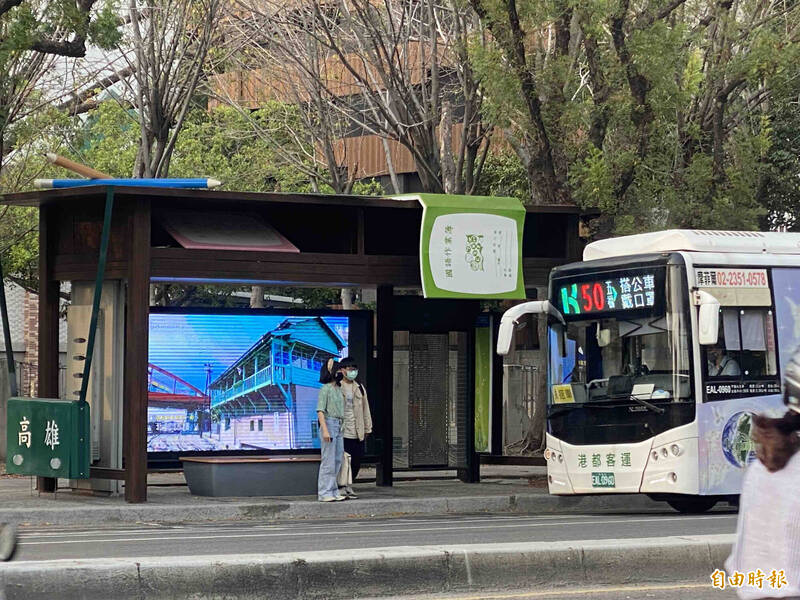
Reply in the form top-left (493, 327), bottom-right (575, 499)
top-left (1, 360), bottom-right (67, 399)
top-left (211, 365), bottom-right (274, 406)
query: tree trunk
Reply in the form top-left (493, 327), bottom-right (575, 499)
top-left (250, 285), bottom-right (264, 308)
top-left (340, 288), bottom-right (353, 309)
top-left (439, 101), bottom-right (456, 194)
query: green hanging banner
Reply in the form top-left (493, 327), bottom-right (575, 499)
top-left (474, 316), bottom-right (492, 453)
top-left (393, 194), bottom-right (526, 299)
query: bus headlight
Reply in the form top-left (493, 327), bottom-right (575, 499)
top-left (557, 453), bottom-right (563, 463)
top-left (669, 472), bottom-right (678, 483)
top-left (651, 450), bottom-right (659, 461)
top-left (670, 444), bottom-right (682, 456)
top-left (544, 449), bottom-right (552, 460)
top-left (661, 447), bottom-right (669, 458)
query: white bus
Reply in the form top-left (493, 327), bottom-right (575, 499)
top-left (498, 230), bottom-right (800, 513)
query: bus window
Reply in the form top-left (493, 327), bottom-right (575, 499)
top-left (704, 307), bottom-right (778, 385)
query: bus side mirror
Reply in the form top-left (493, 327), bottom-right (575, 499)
top-left (497, 301), bottom-right (565, 355)
top-left (696, 290), bottom-right (720, 346)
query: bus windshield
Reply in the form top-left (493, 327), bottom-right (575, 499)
top-left (548, 264), bottom-right (692, 409)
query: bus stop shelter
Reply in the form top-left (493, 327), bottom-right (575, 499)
top-left (0, 186), bottom-right (583, 502)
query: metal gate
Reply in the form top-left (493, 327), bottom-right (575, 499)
top-left (408, 334), bottom-right (449, 466)
top-left (503, 364), bottom-right (538, 450)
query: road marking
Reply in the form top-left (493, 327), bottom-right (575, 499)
top-left (17, 512), bottom-right (735, 539)
top-left (17, 515), bottom-right (735, 546)
top-left (18, 513), bottom-right (735, 541)
top-left (394, 582), bottom-right (714, 599)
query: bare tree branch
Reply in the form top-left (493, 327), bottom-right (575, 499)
top-left (220, 0), bottom-right (490, 195)
top-left (57, 65), bottom-right (136, 114)
top-left (126, 0), bottom-right (221, 177)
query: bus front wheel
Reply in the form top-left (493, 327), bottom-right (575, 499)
top-left (665, 497), bottom-right (718, 514)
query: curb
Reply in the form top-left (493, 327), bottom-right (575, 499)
top-left (0, 535), bottom-right (735, 600)
top-left (0, 493), bottom-right (670, 526)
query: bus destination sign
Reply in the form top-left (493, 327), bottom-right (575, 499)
top-left (558, 271), bottom-right (658, 317)
top-left (695, 268), bottom-right (768, 288)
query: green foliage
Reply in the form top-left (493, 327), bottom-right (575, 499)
top-left (472, 0), bottom-right (800, 235)
top-left (758, 80), bottom-right (800, 230)
top-left (269, 288), bottom-right (341, 309)
top-left (568, 147), bottom-right (615, 213)
top-left (1, 99), bottom-right (383, 300)
top-left (1, 101), bottom-right (360, 194)
top-left (0, 1), bottom-right (121, 55)
top-left (0, 205), bottom-right (37, 289)
top-left (473, 150), bottom-right (530, 202)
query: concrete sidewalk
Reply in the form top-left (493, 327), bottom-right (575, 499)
top-left (0, 466), bottom-right (674, 526)
top-left (0, 535), bottom-right (734, 600)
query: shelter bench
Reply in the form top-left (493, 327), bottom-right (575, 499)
top-left (179, 456), bottom-right (320, 497)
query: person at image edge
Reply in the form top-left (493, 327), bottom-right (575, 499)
top-left (725, 350), bottom-right (800, 599)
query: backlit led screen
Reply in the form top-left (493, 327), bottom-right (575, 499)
top-left (554, 269), bottom-right (663, 320)
top-left (147, 312), bottom-right (349, 452)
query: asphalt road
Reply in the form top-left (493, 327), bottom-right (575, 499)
top-left (14, 509), bottom-right (738, 562)
top-left (378, 583), bottom-right (737, 600)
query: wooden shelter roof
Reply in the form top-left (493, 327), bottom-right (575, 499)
top-left (0, 185), bottom-right (584, 214)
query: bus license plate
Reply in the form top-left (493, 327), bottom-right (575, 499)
top-left (592, 472), bottom-right (615, 488)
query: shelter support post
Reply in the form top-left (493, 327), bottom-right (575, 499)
top-left (37, 206), bottom-right (59, 493)
top-left (458, 326), bottom-right (480, 483)
top-left (123, 198), bottom-right (150, 502)
top-left (490, 314), bottom-right (504, 456)
top-left (375, 285), bottom-right (393, 486)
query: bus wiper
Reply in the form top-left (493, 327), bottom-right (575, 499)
top-left (627, 395), bottom-right (665, 414)
top-left (548, 403), bottom-right (614, 417)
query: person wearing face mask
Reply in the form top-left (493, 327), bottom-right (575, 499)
top-left (337, 356), bottom-right (372, 499)
top-left (316, 359), bottom-right (346, 502)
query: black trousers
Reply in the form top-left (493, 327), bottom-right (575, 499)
top-left (343, 437), bottom-right (365, 481)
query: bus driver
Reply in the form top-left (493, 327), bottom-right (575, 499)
top-left (707, 346), bottom-right (741, 377)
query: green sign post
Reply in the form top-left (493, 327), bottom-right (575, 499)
top-left (393, 193), bottom-right (526, 299)
top-left (6, 397), bottom-right (90, 479)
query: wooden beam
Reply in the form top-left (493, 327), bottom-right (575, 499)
top-left (123, 197), bottom-right (151, 503)
top-left (49, 248), bottom-right (562, 289)
top-left (565, 214), bottom-right (582, 261)
top-left (53, 255), bottom-right (129, 281)
top-left (375, 285), bottom-right (393, 487)
top-left (150, 248), bottom-right (421, 286)
top-left (356, 207), bottom-right (366, 255)
top-left (0, 186), bottom-right (590, 215)
top-left (37, 206), bottom-right (59, 493)
top-left (89, 467), bottom-right (126, 480)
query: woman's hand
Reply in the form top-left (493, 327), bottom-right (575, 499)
top-left (322, 430), bottom-right (332, 443)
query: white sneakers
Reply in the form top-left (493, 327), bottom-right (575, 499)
top-left (319, 494), bottom-right (348, 502)
top-left (319, 486), bottom-right (359, 502)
